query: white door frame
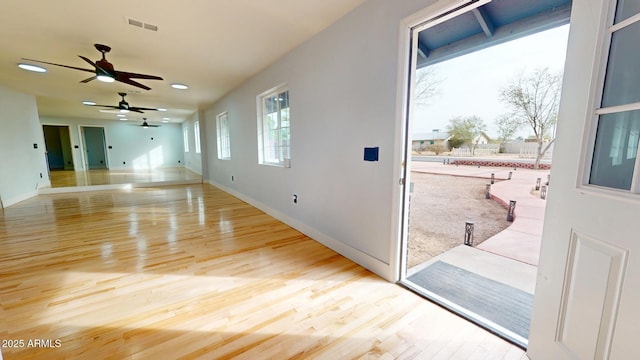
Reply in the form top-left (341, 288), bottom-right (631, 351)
top-left (78, 124), bottom-right (111, 171)
top-left (390, 0), bottom-right (492, 283)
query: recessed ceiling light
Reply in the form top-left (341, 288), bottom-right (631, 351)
top-left (162, 120), bottom-right (169, 123)
top-left (116, 114), bottom-right (126, 117)
top-left (82, 100), bottom-right (96, 106)
top-left (171, 83), bottom-right (188, 90)
top-left (157, 108), bottom-right (167, 112)
top-left (18, 63), bottom-right (47, 73)
top-left (162, 117), bottom-right (170, 120)
top-left (119, 118), bottom-right (128, 121)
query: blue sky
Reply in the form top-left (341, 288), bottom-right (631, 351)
top-left (413, 24), bottom-right (570, 139)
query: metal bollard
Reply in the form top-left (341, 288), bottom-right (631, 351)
top-left (507, 200), bottom-right (516, 222)
top-left (491, 173), bottom-right (495, 184)
top-left (508, 171), bottom-right (512, 180)
top-left (485, 184), bottom-right (491, 199)
top-left (443, 159), bottom-right (447, 165)
top-left (547, 173), bottom-right (550, 185)
top-left (465, 222), bottom-right (474, 246)
top-left (535, 178), bottom-right (541, 191)
top-left (540, 185), bottom-right (547, 200)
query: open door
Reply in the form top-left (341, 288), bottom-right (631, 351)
top-left (42, 125), bottom-right (74, 171)
top-left (529, 0), bottom-right (639, 358)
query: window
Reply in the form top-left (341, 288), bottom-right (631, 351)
top-left (183, 126), bottom-right (189, 153)
top-left (216, 112), bottom-right (231, 160)
top-left (258, 86), bottom-right (290, 166)
top-left (588, 2), bottom-right (640, 191)
top-left (194, 121), bottom-right (201, 154)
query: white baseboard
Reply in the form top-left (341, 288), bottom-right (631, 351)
top-left (2, 190), bottom-right (38, 208)
top-left (208, 180), bottom-right (393, 281)
top-left (184, 165), bottom-right (202, 175)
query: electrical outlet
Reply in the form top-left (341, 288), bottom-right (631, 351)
top-left (292, 193), bottom-right (298, 204)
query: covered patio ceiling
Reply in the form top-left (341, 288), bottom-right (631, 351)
top-left (417, 0), bottom-right (572, 68)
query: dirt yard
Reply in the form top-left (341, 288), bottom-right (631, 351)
top-left (407, 172), bottom-right (511, 268)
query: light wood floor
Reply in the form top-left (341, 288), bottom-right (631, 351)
top-left (0, 184), bottom-right (526, 359)
top-left (48, 167), bottom-right (202, 188)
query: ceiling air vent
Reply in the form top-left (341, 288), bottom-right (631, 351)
top-left (126, 17), bottom-right (158, 32)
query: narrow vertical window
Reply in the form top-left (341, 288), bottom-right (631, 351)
top-left (216, 112), bottom-right (231, 160)
top-left (194, 121), bottom-right (201, 154)
top-left (588, 3), bottom-right (640, 191)
top-left (183, 126), bottom-right (189, 153)
top-left (258, 86), bottom-right (290, 166)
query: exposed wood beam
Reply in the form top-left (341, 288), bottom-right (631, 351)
top-left (472, 7), bottom-right (495, 37)
top-left (417, 4), bottom-right (571, 69)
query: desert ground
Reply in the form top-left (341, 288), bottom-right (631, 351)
top-left (407, 172), bottom-right (510, 268)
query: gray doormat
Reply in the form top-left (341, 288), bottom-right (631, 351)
top-left (407, 261), bottom-right (533, 339)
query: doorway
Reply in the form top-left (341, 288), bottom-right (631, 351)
top-left (396, 0), bottom-right (570, 349)
top-left (81, 126), bottom-right (109, 170)
top-left (42, 125), bottom-right (74, 171)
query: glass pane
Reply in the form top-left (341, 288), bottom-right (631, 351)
top-left (615, 0), bottom-right (640, 24)
top-left (264, 95), bottom-right (278, 114)
top-left (281, 107), bottom-right (290, 128)
top-left (279, 91), bottom-right (289, 109)
top-left (601, 21), bottom-right (640, 107)
top-left (590, 111), bottom-right (640, 190)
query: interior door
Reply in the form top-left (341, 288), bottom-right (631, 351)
top-left (82, 126), bottom-right (108, 170)
top-left (528, 0), bottom-right (640, 358)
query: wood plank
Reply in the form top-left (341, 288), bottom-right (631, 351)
top-left (0, 184), bottom-right (524, 359)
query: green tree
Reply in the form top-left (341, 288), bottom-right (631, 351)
top-left (494, 114), bottom-right (523, 151)
top-left (446, 115), bottom-right (488, 156)
top-left (500, 67), bottom-right (562, 169)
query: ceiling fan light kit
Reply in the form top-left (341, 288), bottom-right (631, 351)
top-left (22, 44), bottom-right (163, 90)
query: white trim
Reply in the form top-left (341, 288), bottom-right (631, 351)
top-left (578, 0), bottom-right (619, 191)
top-left (411, 0), bottom-right (491, 33)
top-left (609, 12), bottom-right (640, 33)
top-left (257, 84), bottom-right (290, 167)
top-left (41, 123), bottom-right (76, 171)
top-left (78, 124), bottom-right (111, 171)
top-left (2, 190), bottom-right (38, 208)
top-left (391, 0), bottom-right (491, 283)
top-left (595, 102), bottom-right (640, 115)
top-left (208, 179), bottom-right (393, 281)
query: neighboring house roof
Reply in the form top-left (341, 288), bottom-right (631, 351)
top-left (413, 132), bottom-right (451, 141)
top-left (477, 131), bottom-right (492, 141)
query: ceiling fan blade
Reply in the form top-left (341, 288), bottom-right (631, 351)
top-left (80, 76), bottom-right (97, 83)
top-left (114, 76), bottom-right (152, 91)
top-left (92, 104), bottom-right (120, 109)
top-left (130, 106), bottom-right (159, 111)
top-left (130, 109), bottom-right (145, 113)
top-left (115, 71), bottom-right (163, 80)
top-left (78, 55), bottom-right (96, 67)
top-left (21, 58), bottom-right (94, 73)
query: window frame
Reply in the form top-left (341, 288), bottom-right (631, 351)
top-left (183, 126), bottom-right (189, 153)
top-left (582, 1), bottom-right (640, 195)
top-left (194, 121), bottom-right (201, 154)
top-left (216, 112), bottom-right (231, 160)
top-left (257, 84), bottom-right (290, 167)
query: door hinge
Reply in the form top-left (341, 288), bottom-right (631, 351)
top-left (399, 178), bottom-right (405, 186)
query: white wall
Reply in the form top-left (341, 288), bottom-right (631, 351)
top-left (40, 117), bottom-right (184, 170)
top-left (182, 112), bottom-right (203, 174)
top-left (0, 85), bottom-right (50, 207)
top-left (204, 0), bottom-right (438, 280)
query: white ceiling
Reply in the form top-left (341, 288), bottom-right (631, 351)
top-left (0, 0), bottom-right (366, 124)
